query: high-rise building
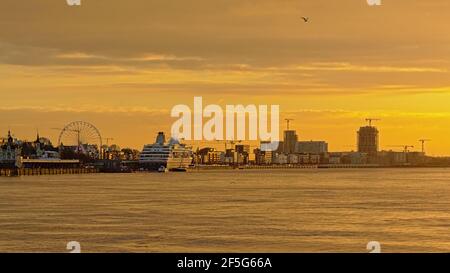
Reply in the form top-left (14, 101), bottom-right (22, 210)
top-left (283, 130), bottom-right (298, 154)
top-left (357, 126), bottom-right (379, 155)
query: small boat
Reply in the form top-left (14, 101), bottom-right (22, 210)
top-left (158, 166), bottom-right (168, 173)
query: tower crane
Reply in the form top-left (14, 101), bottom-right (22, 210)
top-left (103, 137), bottom-right (114, 147)
top-left (418, 139), bottom-right (431, 154)
top-left (388, 145), bottom-right (414, 153)
top-left (284, 119), bottom-right (294, 130)
top-left (365, 118), bottom-right (380, 127)
top-left (228, 140), bottom-right (242, 149)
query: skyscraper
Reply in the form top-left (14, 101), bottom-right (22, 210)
top-left (357, 126), bottom-right (379, 155)
top-left (283, 130), bottom-right (298, 154)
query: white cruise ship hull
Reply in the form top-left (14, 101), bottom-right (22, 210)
top-left (139, 132), bottom-right (192, 171)
top-left (139, 158), bottom-right (191, 171)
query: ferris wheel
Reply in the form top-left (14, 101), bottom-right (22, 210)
top-left (58, 121), bottom-right (103, 153)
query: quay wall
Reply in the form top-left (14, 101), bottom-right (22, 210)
top-left (0, 168), bottom-right (99, 177)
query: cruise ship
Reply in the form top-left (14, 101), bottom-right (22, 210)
top-left (139, 132), bottom-right (193, 171)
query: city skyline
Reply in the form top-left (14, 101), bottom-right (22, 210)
top-left (0, 120), bottom-right (440, 156)
top-left (1, 1), bottom-right (450, 155)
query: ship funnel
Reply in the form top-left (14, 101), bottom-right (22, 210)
top-left (156, 132), bottom-right (166, 145)
top-left (168, 137), bottom-right (180, 146)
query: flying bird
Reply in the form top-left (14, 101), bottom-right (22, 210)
top-left (301, 17), bottom-right (309, 23)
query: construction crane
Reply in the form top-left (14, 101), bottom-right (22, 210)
top-left (365, 118), bottom-right (380, 127)
top-left (403, 145), bottom-right (414, 153)
top-left (285, 119), bottom-right (294, 130)
top-left (228, 140), bottom-right (242, 149)
top-left (418, 139), bottom-right (431, 154)
top-left (388, 145), bottom-right (414, 153)
top-left (103, 137), bottom-right (114, 146)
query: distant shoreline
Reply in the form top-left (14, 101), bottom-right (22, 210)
top-left (190, 164), bottom-right (450, 170)
top-left (3, 164), bottom-right (450, 177)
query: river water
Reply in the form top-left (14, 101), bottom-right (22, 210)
top-left (0, 168), bottom-right (449, 253)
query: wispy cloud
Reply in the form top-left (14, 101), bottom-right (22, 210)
top-left (288, 62), bottom-right (448, 73)
top-left (130, 54), bottom-right (204, 62)
top-left (55, 52), bottom-right (108, 60)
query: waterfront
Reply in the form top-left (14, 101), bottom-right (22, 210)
top-left (0, 169), bottom-right (449, 253)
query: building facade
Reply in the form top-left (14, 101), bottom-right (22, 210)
top-left (0, 131), bottom-right (21, 165)
top-left (235, 144), bottom-right (250, 164)
top-left (295, 141), bottom-right (328, 154)
top-left (357, 126), bottom-right (379, 155)
top-left (283, 130), bottom-right (298, 154)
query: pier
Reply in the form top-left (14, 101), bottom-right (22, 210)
top-left (0, 168), bottom-right (98, 177)
top-left (0, 158), bottom-right (100, 177)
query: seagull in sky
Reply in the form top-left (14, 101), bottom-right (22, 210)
top-left (301, 16), bottom-right (309, 23)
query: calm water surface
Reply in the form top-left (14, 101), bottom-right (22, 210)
top-left (0, 168), bottom-right (449, 253)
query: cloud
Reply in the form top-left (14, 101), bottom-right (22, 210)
top-left (55, 52), bottom-right (107, 60)
top-left (130, 54), bottom-right (204, 62)
top-left (290, 63), bottom-right (448, 73)
top-left (2, 0), bottom-right (450, 69)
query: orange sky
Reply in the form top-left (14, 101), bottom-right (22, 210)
top-left (1, 0), bottom-right (450, 155)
